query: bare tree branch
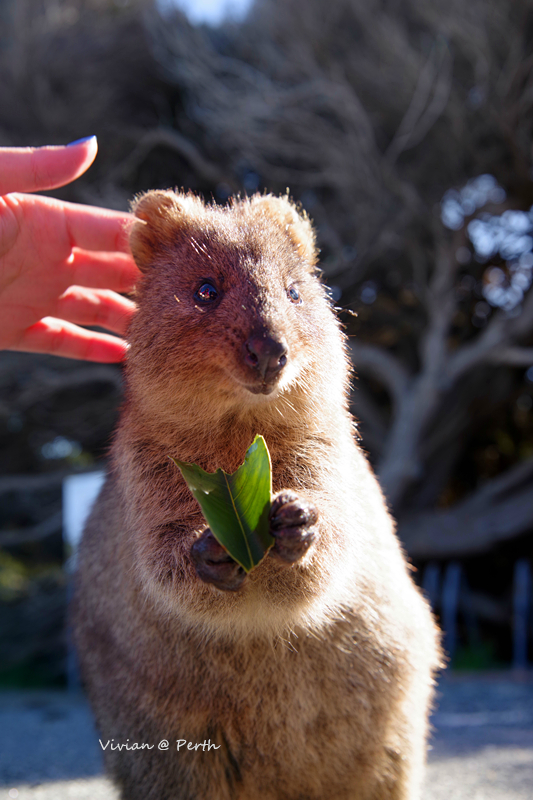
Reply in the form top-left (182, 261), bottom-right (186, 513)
top-left (489, 346), bottom-right (533, 366)
top-left (0, 512), bottom-right (62, 547)
top-left (420, 230), bottom-right (460, 375)
top-left (107, 127), bottom-right (228, 187)
top-left (0, 472), bottom-right (69, 494)
top-left (400, 457), bottom-right (533, 558)
top-left (376, 234), bottom-right (461, 506)
top-left (446, 311), bottom-right (510, 383)
top-left (348, 340), bottom-right (410, 407)
top-left (446, 287), bottom-right (533, 382)
top-left (385, 38), bottom-right (453, 165)
top-left (507, 284), bottom-right (533, 339)
top-left (350, 383), bottom-right (389, 458)
top-left (16, 366), bottom-right (123, 410)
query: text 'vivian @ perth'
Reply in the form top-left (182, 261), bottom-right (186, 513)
top-left (99, 739), bottom-right (222, 752)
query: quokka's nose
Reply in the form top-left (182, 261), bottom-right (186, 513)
top-left (243, 333), bottom-right (288, 380)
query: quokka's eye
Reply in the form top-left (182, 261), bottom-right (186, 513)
top-left (287, 285), bottom-right (301, 304)
top-left (195, 282), bottom-right (219, 304)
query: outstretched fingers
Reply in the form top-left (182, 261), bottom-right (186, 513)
top-left (0, 141), bottom-right (141, 363)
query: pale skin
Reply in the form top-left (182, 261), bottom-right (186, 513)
top-left (0, 138), bottom-right (140, 362)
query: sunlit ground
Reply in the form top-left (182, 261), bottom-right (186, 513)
top-left (3, 748), bottom-right (533, 800)
top-left (1, 676), bottom-right (532, 800)
top-left (3, 779), bottom-right (118, 799)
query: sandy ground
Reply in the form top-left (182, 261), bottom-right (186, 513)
top-left (1, 673), bottom-right (532, 799)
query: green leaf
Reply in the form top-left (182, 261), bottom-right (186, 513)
top-left (171, 435), bottom-right (274, 572)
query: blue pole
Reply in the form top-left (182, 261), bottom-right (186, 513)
top-left (513, 559), bottom-right (531, 671)
top-left (442, 561), bottom-right (462, 665)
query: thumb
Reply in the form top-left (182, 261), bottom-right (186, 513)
top-left (0, 137), bottom-right (98, 195)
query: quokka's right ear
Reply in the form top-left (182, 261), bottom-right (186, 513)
top-left (129, 190), bottom-right (202, 272)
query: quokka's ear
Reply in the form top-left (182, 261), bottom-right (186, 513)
top-left (250, 194), bottom-right (317, 266)
top-left (129, 190), bottom-right (203, 272)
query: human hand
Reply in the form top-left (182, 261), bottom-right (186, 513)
top-left (0, 138), bottom-right (140, 362)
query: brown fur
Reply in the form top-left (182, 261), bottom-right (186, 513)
top-left (72, 190), bottom-right (441, 800)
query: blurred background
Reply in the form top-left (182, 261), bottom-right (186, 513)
top-left (1, 0), bottom-right (533, 686)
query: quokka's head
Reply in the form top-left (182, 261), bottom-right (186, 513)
top-left (126, 190), bottom-right (340, 416)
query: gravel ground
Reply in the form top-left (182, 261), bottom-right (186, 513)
top-left (1, 672), bottom-right (532, 799)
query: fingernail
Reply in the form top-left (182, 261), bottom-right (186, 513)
top-left (67, 135), bottom-right (97, 147)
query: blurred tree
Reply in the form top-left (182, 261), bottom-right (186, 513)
top-left (1, 0), bottom-right (533, 555)
top-left (1, 0), bottom-right (533, 677)
top-left (140, 0), bottom-right (533, 559)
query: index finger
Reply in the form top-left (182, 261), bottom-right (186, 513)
top-left (0, 140), bottom-right (98, 195)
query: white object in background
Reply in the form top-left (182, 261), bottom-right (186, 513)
top-left (62, 471), bottom-right (105, 570)
top-left (62, 470), bottom-right (106, 690)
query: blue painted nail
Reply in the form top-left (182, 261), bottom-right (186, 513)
top-left (66, 135), bottom-right (97, 147)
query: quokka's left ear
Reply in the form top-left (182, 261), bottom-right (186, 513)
top-left (129, 190), bottom-right (204, 272)
top-left (249, 194), bottom-right (317, 267)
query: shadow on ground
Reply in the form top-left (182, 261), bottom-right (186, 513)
top-left (0, 692), bottom-right (103, 785)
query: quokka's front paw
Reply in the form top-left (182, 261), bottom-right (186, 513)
top-left (190, 529), bottom-right (246, 592)
top-left (269, 491), bottom-right (318, 564)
